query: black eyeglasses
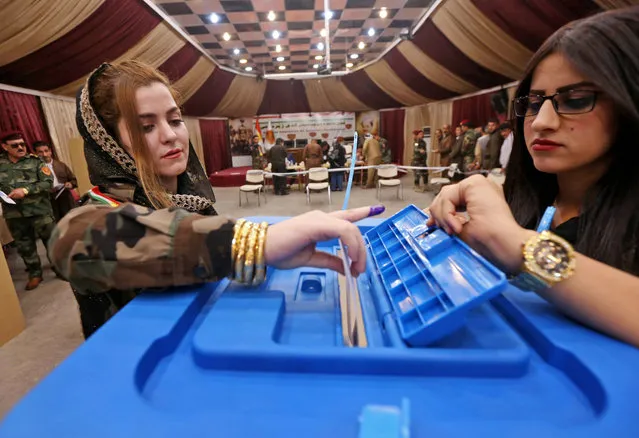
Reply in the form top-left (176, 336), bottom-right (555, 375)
top-left (8, 142), bottom-right (26, 149)
top-left (514, 89), bottom-right (599, 117)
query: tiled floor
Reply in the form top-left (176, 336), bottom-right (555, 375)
top-left (0, 183), bottom-right (435, 419)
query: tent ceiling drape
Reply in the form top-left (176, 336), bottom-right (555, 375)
top-left (0, 0), bottom-right (633, 117)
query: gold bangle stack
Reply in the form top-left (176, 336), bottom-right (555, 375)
top-left (230, 220), bottom-right (269, 285)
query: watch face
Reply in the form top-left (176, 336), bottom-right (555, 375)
top-left (534, 240), bottom-right (570, 277)
top-left (524, 232), bottom-right (575, 283)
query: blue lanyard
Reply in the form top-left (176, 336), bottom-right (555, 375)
top-left (537, 206), bottom-right (556, 232)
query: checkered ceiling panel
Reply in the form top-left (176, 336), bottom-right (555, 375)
top-left (152, 0), bottom-right (434, 74)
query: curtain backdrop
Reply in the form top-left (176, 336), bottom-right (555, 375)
top-left (380, 109), bottom-right (405, 166)
top-left (199, 119), bottom-right (231, 175)
top-left (427, 100), bottom-right (453, 176)
top-left (0, 89), bottom-right (50, 150)
top-left (40, 96), bottom-right (78, 169)
top-left (183, 116), bottom-right (205, 168)
top-left (403, 104), bottom-right (430, 166)
top-left (452, 93), bottom-right (495, 128)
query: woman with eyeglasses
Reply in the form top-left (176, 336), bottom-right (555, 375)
top-left (427, 7), bottom-right (639, 347)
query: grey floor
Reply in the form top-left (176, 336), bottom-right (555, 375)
top-left (0, 181), bottom-right (434, 420)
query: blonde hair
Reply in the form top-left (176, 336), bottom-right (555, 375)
top-left (91, 60), bottom-right (183, 209)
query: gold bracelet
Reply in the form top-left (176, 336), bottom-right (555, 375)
top-left (242, 223), bottom-right (260, 283)
top-left (231, 218), bottom-right (246, 263)
top-left (234, 221), bottom-right (252, 282)
top-left (252, 222), bottom-right (269, 285)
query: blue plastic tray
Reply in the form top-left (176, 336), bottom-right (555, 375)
top-left (365, 205), bottom-right (507, 346)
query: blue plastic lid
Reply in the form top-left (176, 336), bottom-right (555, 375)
top-left (364, 205), bottom-right (507, 346)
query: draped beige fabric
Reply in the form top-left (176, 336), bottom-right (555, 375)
top-left (0, 0), bottom-right (104, 67)
top-left (365, 61), bottom-right (430, 107)
top-left (396, 42), bottom-right (477, 95)
top-left (433, 0), bottom-right (533, 80)
top-left (183, 116), bottom-right (205, 168)
top-left (212, 75), bottom-right (266, 117)
top-left (40, 96), bottom-right (79, 172)
top-left (173, 57), bottom-right (216, 103)
top-left (403, 104), bottom-right (430, 166)
top-left (50, 23), bottom-right (186, 96)
top-left (305, 77), bottom-right (370, 112)
top-left (594, 0), bottom-right (639, 8)
top-left (427, 100), bottom-right (453, 177)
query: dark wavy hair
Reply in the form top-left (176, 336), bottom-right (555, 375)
top-left (504, 7), bottom-right (639, 273)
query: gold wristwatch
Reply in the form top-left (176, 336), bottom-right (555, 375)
top-left (510, 231), bottom-right (576, 292)
top-left (21, 188), bottom-right (29, 196)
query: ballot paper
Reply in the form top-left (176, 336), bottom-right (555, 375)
top-left (338, 239), bottom-right (358, 346)
top-left (0, 190), bottom-right (16, 205)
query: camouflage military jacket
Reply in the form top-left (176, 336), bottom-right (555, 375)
top-left (0, 155), bottom-right (53, 219)
top-left (411, 139), bottom-right (427, 166)
top-left (461, 130), bottom-right (480, 172)
top-left (49, 188), bottom-right (235, 337)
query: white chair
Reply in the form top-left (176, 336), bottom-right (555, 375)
top-left (263, 163), bottom-right (273, 193)
top-left (377, 165), bottom-right (402, 201)
top-left (239, 170), bottom-right (267, 206)
top-left (306, 167), bottom-right (331, 205)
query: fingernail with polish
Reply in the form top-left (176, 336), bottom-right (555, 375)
top-left (368, 205), bottom-right (385, 217)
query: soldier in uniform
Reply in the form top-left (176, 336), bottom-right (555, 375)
top-left (0, 131), bottom-right (55, 290)
top-left (411, 129), bottom-right (428, 191)
top-left (249, 135), bottom-right (266, 169)
top-left (450, 121), bottom-right (481, 180)
top-left (380, 138), bottom-right (392, 164)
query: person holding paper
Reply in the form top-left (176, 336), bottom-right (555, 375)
top-left (33, 141), bottom-right (77, 221)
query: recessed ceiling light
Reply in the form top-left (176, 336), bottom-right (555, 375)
top-left (320, 28), bottom-right (328, 37)
top-left (358, 41), bottom-right (365, 50)
top-left (275, 44), bottom-right (282, 52)
top-left (267, 10), bottom-right (276, 21)
top-left (222, 32), bottom-right (231, 41)
top-left (239, 59), bottom-right (247, 64)
top-left (278, 65), bottom-right (286, 70)
top-left (324, 10), bottom-right (333, 19)
top-left (379, 7), bottom-right (388, 19)
top-left (315, 55), bottom-right (323, 60)
top-left (346, 62), bottom-right (354, 68)
top-left (313, 64), bottom-right (319, 69)
top-left (317, 42), bottom-right (324, 50)
top-left (245, 66), bottom-right (253, 72)
top-left (276, 56), bottom-right (285, 62)
top-left (233, 48), bottom-right (240, 55)
top-left (367, 28), bottom-right (375, 37)
top-left (209, 13), bottom-right (219, 23)
top-left (272, 30), bottom-right (280, 39)
top-left (350, 53), bottom-right (359, 59)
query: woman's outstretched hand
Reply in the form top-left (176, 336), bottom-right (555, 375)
top-left (264, 205), bottom-right (385, 276)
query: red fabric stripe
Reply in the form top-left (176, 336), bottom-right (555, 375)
top-left (0, 0), bottom-right (160, 91)
top-left (384, 48), bottom-right (457, 100)
top-left (0, 90), bottom-right (50, 150)
top-left (257, 79), bottom-right (310, 115)
top-left (158, 45), bottom-right (201, 83)
top-left (341, 71), bottom-right (403, 110)
top-left (471, 0), bottom-right (603, 52)
top-left (200, 119), bottom-right (231, 174)
top-left (183, 67), bottom-right (235, 116)
top-left (411, 21), bottom-right (510, 89)
top-left (380, 109), bottom-right (405, 165)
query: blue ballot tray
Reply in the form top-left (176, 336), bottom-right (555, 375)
top-left (1, 214), bottom-right (639, 438)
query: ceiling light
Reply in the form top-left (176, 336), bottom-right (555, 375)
top-left (245, 66), bottom-right (253, 72)
top-left (275, 44), bottom-right (282, 52)
top-left (346, 62), bottom-right (354, 68)
top-left (313, 64), bottom-right (319, 69)
top-left (367, 28), bottom-right (375, 37)
top-left (222, 32), bottom-right (231, 41)
top-left (272, 30), bottom-right (280, 39)
top-left (233, 48), bottom-right (240, 55)
top-left (239, 58), bottom-right (247, 64)
top-left (209, 13), bottom-right (219, 23)
top-left (276, 56), bottom-right (285, 62)
top-left (320, 28), bottom-right (328, 37)
top-left (350, 53), bottom-right (359, 59)
top-left (358, 41), bottom-right (365, 50)
top-left (278, 65), bottom-right (286, 70)
top-left (315, 55), bottom-right (323, 60)
top-left (324, 10), bottom-right (333, 19)
top-left (379, 7), bottom-right (388, 19)
top-left (317, 42), bottom-right (324, 50)
top-left (267, 10), bottom-right (276, 21)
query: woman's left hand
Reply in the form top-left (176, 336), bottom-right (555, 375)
top-left (264, 205), bottom-right (385, 276)
top-left (426, 175), bottom-right (536, 273)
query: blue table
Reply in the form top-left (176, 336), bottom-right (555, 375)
top-left (1, 216), bottom-right (638, 437)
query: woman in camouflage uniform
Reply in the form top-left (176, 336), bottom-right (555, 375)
top-left (50, 61), bottom-right (379, 338)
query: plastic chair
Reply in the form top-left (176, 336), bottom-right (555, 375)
top-left (306, 167), bottom-right (331, 205)
top-left (377, 165), bottom-right (402, 200)
top-left (239, 170), bottom-right (267, 206)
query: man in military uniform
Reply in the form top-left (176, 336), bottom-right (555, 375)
top-left (0, 131), bottom-right (55, 290)
top-left (380, 138), bottom-right (392, 164)
top-left (411, 129), bottom-right (428, 191)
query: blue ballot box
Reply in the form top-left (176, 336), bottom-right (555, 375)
top-left (1, 208), bottom-right (638, 438)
